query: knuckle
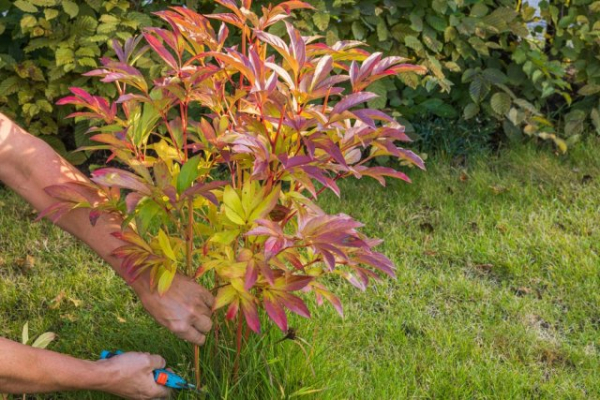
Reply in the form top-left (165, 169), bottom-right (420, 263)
top-left (202, 317), bottom-right (213, 332)
top-left (171, 321), bottom-right (187, 334)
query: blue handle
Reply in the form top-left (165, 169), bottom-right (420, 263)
top-left (100, 350), bottom-right (194, 390)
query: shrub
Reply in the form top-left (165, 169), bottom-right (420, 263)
top-left (0, 0), bottom-right (191, 162)
top-left (3, 0), bottom-right (598, 155)
top-left (292, 0), bottom-right (577, 150)
top-left (40, 0), bottom-right (424, 383)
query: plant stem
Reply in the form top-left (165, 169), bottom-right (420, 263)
top-left (185, 197), bottom-right (201, 388)
top-left (233, 314), bottom-right (243, 381)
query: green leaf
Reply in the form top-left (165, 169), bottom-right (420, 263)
top-left (313, 12), bottom-right (330, 31)
top-left (14, 0), bottom-right (38, 13)
top-left (367, 80), bottom-right (388, 109)
top-left (377, 19), bottom-right (389, 41)
top-left (578, 84), bottom-right (600, 96)
top-left (177, 156), bottom-right (201, 194)
top-left (464, 103), bottom-right (480, 120)
top-left (470, 3), bottom-right (489, 18)
top-left (44, 8), bottom-right (59, 20)
top-left (135, 199), bottom-right (162, 235)
top-left (405, 36), bottom-right (423, 53)
top-left (62, 0), bottom-right (79, 18)
top-left (20, 15), bottom-right (38, 30)
top-left (591, 108), bottom-right (600, 133)
top-left (469, 76), bottom-right (490, 104)
top-left (351, 21), bottom-right (366, 40)
top-left (490, 92), bottom-right (512, 116)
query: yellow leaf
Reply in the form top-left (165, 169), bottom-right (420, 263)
top-left (22, 322), bottom-right (29, 345)
top-left (157, 268), bottom-right (176, 295)
top-left (210, 229), bottom-right (240, 245)
top-left (32, 332), bottom-right (56, 349)
top-left (157, 229), bottom-right (177, 262)
top-left (247, 186), bottom-right (280, 223)
top-left (223, 186), bottom-right (246, 225)
top-left (214, 285), bottom-right (238, 309)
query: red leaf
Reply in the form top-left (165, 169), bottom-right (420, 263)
top-left (143, 32), bottom-right (179, 70)
top-left (91, 168), bottom-right (152, 195)
top-left (44, 184), bottom-right (90, 204)
top-left (283, 275), bottom-right (313, 291)
top-left (356, 166), bottom-right (411, 185)
top-left (281, 293), bottom-right (311, 318)
top-left (264, 297), bottom-right (287, 332)
top-left (241, 297), bottom-right (261, 333)
top-left (244, 261), bottom-right (258, 291)
top-left (226, 300), bottom-right (239, 320)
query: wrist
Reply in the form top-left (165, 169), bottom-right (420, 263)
top-left (88, 359), bottom-right (119, 393)
top-left (129, 271), bottom-right (152, 297)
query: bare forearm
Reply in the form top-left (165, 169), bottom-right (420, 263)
top-left (0, 338), bottom-right (105, 393)
top-left (0, 114), bottom-right (144, 289)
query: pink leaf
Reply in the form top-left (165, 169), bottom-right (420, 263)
top-left (91, 168), bottom-right (151, 195)
top-left (283, 275), bottom-right (313, 292)
top-left (241, 298), bottom-right (261, 333)
top-left (281, 294), bottom-right (311, 318)
top-left (331, 92), bottom-right (378, 116)
top-left (143, 32), bottom-right (179, 70)
top-left (264, 297), bottom-right (287, 332)
top-left (244, 261), bottom-right (258, 291)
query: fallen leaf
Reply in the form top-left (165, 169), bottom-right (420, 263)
top-left (423, 250), bottom-right (437, 256)
top-left (32, 332), bottom-right (57, 349)
top-left (15, 255), bottom-right (35, 273)
top-left (459, 171), bottom-right (469, 182)
top-left (117, 316), bottom-right (126, 323)
top-left (475, 263), bottom-right (494, 273)
top-left (68, 297), bottom-right (82, 307)
top-left (49, 291), bottom-right (66, 310)
top-left (515, 287), bottom-right (532, 297)
top-left (490, 185), bottom-right (509, 195)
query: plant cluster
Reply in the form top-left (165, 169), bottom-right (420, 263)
top-left (3, 0), bottom-right (600, 156)
top-left (0, 0), bottom-right (196, 163)
top-left (42, 1), bottom-right (424, 338)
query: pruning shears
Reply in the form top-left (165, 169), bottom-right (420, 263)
top-left (100, 350), bottom-right (198, 391)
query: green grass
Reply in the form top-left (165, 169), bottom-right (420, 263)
top-left (1, 143), bottom-right (599, 399)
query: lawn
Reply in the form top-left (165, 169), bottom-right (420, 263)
top-left (1, 143), bottom-right (599, 399)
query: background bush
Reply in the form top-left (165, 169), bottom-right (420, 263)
top-left (1, 0), bottom-right (598, 160)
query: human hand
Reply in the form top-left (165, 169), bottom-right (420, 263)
top-left (96, 352), bottom-right (170, 399)
top-left (133, 273), bottom-right (214, 346)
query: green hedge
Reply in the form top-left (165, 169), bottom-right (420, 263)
top-left (1, 0), bottom-right (598, 158)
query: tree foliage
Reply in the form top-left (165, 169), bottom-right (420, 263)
top-left (1, 0), bottom-right (599, 154)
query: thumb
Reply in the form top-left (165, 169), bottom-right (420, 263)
top-left (147, 354), bottom-right (167, 370)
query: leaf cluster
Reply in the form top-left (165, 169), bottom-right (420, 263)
top-left (290, 0), bottom-right (600, 149)
top-left (42, 1), bottom-right (424, 333)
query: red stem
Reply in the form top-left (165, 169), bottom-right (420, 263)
top-left (233, 314), bottom-right (243, 381)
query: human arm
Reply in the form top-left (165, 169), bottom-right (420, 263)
top-left (0, 112), bottom-right (213, 345)
top-left (0, 337), bottom-right (169, 399)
